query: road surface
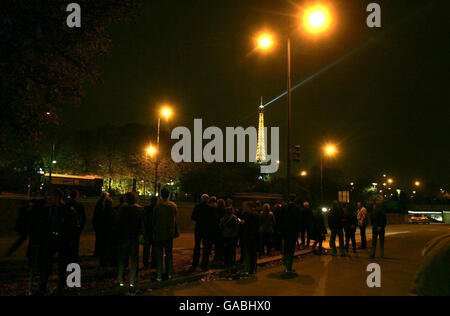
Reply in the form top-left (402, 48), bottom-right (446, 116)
top-left (144, 224), bottom-right (449, 296)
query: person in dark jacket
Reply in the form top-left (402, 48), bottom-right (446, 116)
top-left (93, 192), bottom-right (114, 266)
top-left (300, 201), bottom-right (313, 248)
top-left (214, 199), bottom-right (227, 262)
top-left (328, 200), bottom-right (345, 257)
top-left (241, 202), bottom-right (260, 275)
top-left (272, 203), bottom-right (283, 251)
top-left (143, 196), bottom-right (158, 269)
top-left (109, 195), bottom-right (125, 267)
top-left (68, 190), bottom-right (86, 261)
top-left (343, 205), bottom-right (358, 253)
top-left (37, 189), bottom-right (78, 296)
top-left (370, 203), bottom-right (387, 258)
top-left (310, 208), bottom-right (327, 255)
top-left (117, 192), bottom-right (144, 288)
top-left (219, 207), bottom-right (243, 273)
top-left (278, 194), bottom-right (301, 273)
top-left (7, 199), bottom-right (40, 294)
top-left (259, 203), bottom-right (275, 255)
top-left (190, 194), bottom-right (214, 271)
top-left (153, 188), bottom-right (178, 281)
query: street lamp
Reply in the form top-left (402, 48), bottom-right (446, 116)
top-left (321, 143), bottom-right (338, 202)
top-left (146, 145), bottom-right (156, 158)
top-left (255, 4), bottom-right (333, 197)
top-left (303, 5), bottom-right (332, 34)
top-left (300, 170), bottom-right (308, 177)
top-left (257, 33), bottom-right (274, 50)
top-left (414, 181), bottom-right (421, 187)
top-left (154, 106), bottom-right (173, 195)
top-left (161, 107), bottom-right (173, 121)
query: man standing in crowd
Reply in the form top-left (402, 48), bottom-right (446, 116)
top-left (300, 201), bottom-right (313, 249)
top-left (214, 199), bottom-right (227, 263)
top-left (68, 190), bottom-right (86, 261)
top-left (38, 189), bottom-right (78, 296)
top-left (219, 206), bottom-right (243, 273)
top-left (259, 203), bottom-right (275, 256)
top-left (153, 188), bottom-right (178, 282)
top-left (117, 192), bottom-right (144, 289)
top-left (356, 201), bottom-right (368, 249)
top-left (343, 204), bottom-right (357, 254)
top-left (241, 202), bottom-right (260, 276)
top-left (272, 204), bottom-right (283, 251)
top-left (8, 199), bottom-right (41, 294)
top-left (191, 194), bottom-right (216, 271)
top-left (279, 194), bottom-right (301, 273)
top-left (143, 196), bottom-right (158, 269)
top-left (93, 192), bottom-right (114, 267)
top-left (328, 200), bottom-right (345, 257)
top-left (370, 203), bottom-right (387, 258)
top-left (311, 207), bottom-right (327, 255)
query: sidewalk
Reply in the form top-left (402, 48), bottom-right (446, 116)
top-left (81, 228), bottom-right (381, 296)
top-left (81, 247), bottom-right (314, 296)
top-left (0, 228), bottom-right (387, 296)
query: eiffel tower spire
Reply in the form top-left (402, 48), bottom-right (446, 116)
top-left (256, 97), bottom-right (266, 163)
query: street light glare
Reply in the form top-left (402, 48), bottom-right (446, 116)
top-left (146, 146), bottom-right (156, 157)
top-left (257, 34), bottom-right (273, 50)
top-left (303, 5), bottom-right (332, 34)
top-left (161, 107), bottom-right (173, 120)
top-left (309, 10), bottom-right (326, 28)
top-left (324, 144), bottom-right (337, 156)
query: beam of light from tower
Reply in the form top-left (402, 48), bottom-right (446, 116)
top-left (261, 3), bottom-right (427, 111)
top-left (262, 41), bottom-right (373, 109)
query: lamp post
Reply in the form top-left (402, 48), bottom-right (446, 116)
top-left (255, 4), bottom-right (332, 196)
top-left (154, 107), bottom-right (172, 196)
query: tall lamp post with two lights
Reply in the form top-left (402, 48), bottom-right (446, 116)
top-left (255, 4), bottom-right (334, 195)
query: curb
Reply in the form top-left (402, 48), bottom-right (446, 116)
top-left (80, 248), bottom-right (314, 296)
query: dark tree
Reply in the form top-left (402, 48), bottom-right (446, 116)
top-left (0, 0), bottom-right (140, 145)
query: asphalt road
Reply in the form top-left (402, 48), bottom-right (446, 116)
top-left (145, 224), bottom-right (450, 296)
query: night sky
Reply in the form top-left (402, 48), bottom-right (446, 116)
top-left (64, 0), bottom-right (449, 187)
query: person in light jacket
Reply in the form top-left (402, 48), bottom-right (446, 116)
top-left (356, 202), bottom-right (368, 249)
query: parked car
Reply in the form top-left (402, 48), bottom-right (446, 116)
top-left (410, 214), bottom-right (431, 224)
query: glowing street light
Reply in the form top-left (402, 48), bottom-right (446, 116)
top-left (324, 144), bottom-right (337, 156)
top-left (388, 178), bottom-right (394, 184)
top-left (161, 106), bottom-right (173, 121)
top-left (300, 171), bottom-right (308, 177)
top-left (257, 33), bottom-right (274, 50)
top-left (303, 5), bottom-right (332, 34)
top-left (321, 143), bottom-right (338, 202)
top-left (414, 181), bottom-right (421, 187)
top-left (146, 145), bottom-right (156, 158)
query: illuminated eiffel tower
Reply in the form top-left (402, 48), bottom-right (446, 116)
top-left (256, 97), bottom-right (266, 163)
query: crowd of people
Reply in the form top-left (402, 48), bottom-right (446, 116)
top-left (9, 188), bottom-right (387, 295)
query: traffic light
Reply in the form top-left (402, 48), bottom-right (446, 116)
top-left (293, 145), bottom-right (301, 162)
